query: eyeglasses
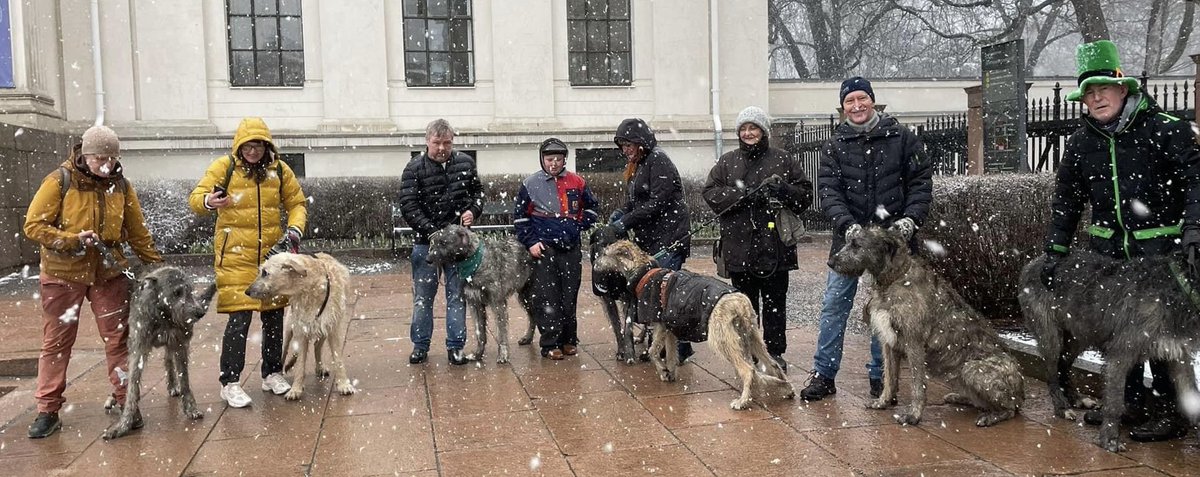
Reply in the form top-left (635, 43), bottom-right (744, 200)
top-left (240, 143), bottom-right (267, 152)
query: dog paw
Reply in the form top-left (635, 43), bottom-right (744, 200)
top-left (1059, 408), bottom-right (1080, 421)
top-left (184, 408), bottom-right (204, 420)
top-left (638, 351), bottom-right (651, 362)
top-left (975, 411), bottom-right (1012, 427)
top-left (894, 413), bottom-right (922, 425)
top-left (1076, 397), bottom-right (1100, 409)
top-left (168, 387), bottom-right (182, 397)
top-left (101, 424), bottom-right (129, 440)
top-left (336, 381), bottom-right (357, 395)
top-left (1097, 434), bottom-right (1127, 453)
top-left (730, 398), bottom-right (752, 410)
top-left (316, 369), bottom-right (331, 379)
top-left (658, 371), bottom-right (676, 382)
top-left (866, 398), bottom-right (895, 410)
top-left (103, 394), bottom-right (118, 412)
top-left (284, 389), bottom-right (303, 401)
top-left (942, 392), bottom-right (970, 406)
top-left (496, 355), bottom-right (509, 365)
top-left (517, 336), bottom-right (533, 346)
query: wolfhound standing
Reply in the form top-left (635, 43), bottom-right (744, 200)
top-left (829, 227), bottom-right (1024, 427)
top-left (426, 224), bottom-right (536, 364)
top-left (593, 240), bottom-right (794, 409)
top-left (245, 252), bottom-right (356, 400)
top-left (103, 267), bottom-right (217, 440)
top-left (1019, 250), bottom-right (1200, 452)
top-left (589, 224), bottom-right (639, 363)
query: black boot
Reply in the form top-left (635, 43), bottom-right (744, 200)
top-left (677, 342), bottom-right (695, 365)
top-left (1129, 415), bottom-right (1190, 442)
top-left (409, 348), bottom-right (428, 364)
top-left (27, 412), bottom-right (61, 439)
top-left (448, 348), bottom-right (468, 365)
top-left (800, 373), bottom-right (836, 401)
top-left (1082, 409), bottom-right (1149, 427)
top-left (869, 378), bottom-right (883, 399)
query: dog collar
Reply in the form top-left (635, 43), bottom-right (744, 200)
top-left (316, 274), bottom-right (332, 318)
top-left (458, 242), bottom-right (485, 281)
top-left (634, 267), bottom-right (669, 300)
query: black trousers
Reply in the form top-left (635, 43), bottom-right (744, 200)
top-left (219, 308), bottom-right (285, 385)
top-left (1125, 360), bottom-right (1178, 416)
top-left (731, 270), bottom-right (790, 356)
top-left (529, 246), bottom-right (582, 352)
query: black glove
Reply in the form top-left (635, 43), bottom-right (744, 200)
top-left (267, 227), bottom-right (302, 257)
top-left (1041, 250), bottom-right (1066, 290)
top-left (761, 174), bottom-right (793, 199)
top-left (1184, 228), bottom-right (1200, 279)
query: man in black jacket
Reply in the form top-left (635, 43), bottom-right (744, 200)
top-left (801, 77), bottom-right (933, 401)
top-left (1041, 40), bottom-right (1200, 442)
top-left (703, 106), bottom-right (812, 372)
top-left (399, 119), bottom-right (484, 366)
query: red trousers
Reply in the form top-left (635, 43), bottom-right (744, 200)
top-left (35, 273), bottom-right (130, 413)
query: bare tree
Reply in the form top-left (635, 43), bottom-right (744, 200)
top-left (1068, 0), bottom-right (1111, 41)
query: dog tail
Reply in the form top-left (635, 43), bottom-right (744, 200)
top-left (712, 294), bottom-right (788, 385)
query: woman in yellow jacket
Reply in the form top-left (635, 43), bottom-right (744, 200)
top-left (23, 125), bottom-right (163, 438)
top-left (189, 117), bottom-right (307, 408)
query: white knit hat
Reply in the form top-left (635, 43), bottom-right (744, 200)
top-left (735, 106), bottom-right (771, 136)
top-left (81, 125), bottom-right (120, 156)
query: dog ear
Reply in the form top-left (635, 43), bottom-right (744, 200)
top-left (281, 263), bottom-right (308, 278)
top-left (458, 228), bottom-right (470, 246)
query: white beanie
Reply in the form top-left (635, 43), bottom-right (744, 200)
top-left (81, 125), bottom-right (120, 156)
top-left (736, 106), bottom-right (771, 136)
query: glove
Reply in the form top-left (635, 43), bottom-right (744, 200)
top-left (267, 227), bottom-right (302, 257)
top-left (890, 217), bottom-right (916, 240)
top-left (761, 174), bottom-right (787, 198)
top-left (1041, 250), bottom-right (1066, 290)
top-left (844, 223), bottom-right (863, 240)
top-left (610, 220), bottom-right (627, 236)
top-left (1184, 228), bottom-right (1200, 279)
top-left (609, 209), bottom-right (625, 224)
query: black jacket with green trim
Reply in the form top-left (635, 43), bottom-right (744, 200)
top-left (1046, 95), bottom-right (1200, 259)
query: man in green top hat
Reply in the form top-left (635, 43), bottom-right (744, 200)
top-left (1042, 39), bottom-right (1200, 443)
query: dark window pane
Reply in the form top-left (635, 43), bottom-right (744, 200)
top-left (451, 52), bottom-right (472, 84)
top-left (610, 51), bottom-right (631, 84)
top-left (609, 20), bottom-right (629, 51)
top-left (427, 19), bottom-right (448, 51)
top-left (568, 20), bottom-right (586, 52)
top-left (229, 16), bottom-right (253, 50)
top-left (406, 52), bottom-right (429, 85)
top-left (229, 0), bottom-right (252, 15)
top-left (280, 16), bottom-right (303, 50)
top-left (587, 52), bottom-right (607, 84)
top-left (254, 0), bottom-right (277, 15)
top-left (449, 19), bottom-right (471, 51)
top-left (567, 0), bottom-right (586, 19)
top-left (403, 0), bottom-right (421, 17)
top-left (282, 51), bottom-right (304, 85)
top-left (256, 51), bottom-right (281, 85)
top-left (428, 0), bottom-right (449, 17)
top-left (451, 0), bottom-right (470, 16)
top-left (429, 52), bottom-right (450, 84)
top-left (231, 50), bottom-right (255, 85)
top-left (611, 0), bottom-right (629, 19)
top-left (587, 0), bottom-right (607, 18)
top-left (587, 20), bottom-right (608, 51)
top-left (404, 19), bottom-right (427, 50)
top-left (569, 52), bottom-right (585, 84)
top-left (278, 0), bottom-right (301, 15)
top-left (255, 17), bottom-right (279, 49)
top-left (280, 153), bottom-right (305, 178)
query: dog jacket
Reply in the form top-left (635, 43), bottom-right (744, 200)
top-left (634, 269), bottom-right (736, 343)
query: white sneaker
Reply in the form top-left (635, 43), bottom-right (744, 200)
top-left (261, 373), bottom-right (292, 395)
top-left (221, 383), bottom-right (252, 408)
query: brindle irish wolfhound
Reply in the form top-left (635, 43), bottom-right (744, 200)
top-left (427, 224), bottom-right (536, 364)
top-left (830, 226), bottom-right (1024, 427)
top-left (1020, 251), bottom-right (1200, 452)
top-left (593, 240), bottom-right (794, 409)
top-left (246, 252), bottom-right (356, 400)
top-left (102, 267), bottom-right (217, 440)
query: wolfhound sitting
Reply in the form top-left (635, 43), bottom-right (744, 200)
top-left (245, 252), bottom-right (356, 400)
top-left (1019, 251), bottom-right (1200, 452)
top-left (593, 240), bottom-right (794, 410)
top-left (589, 224), bottom-right (640, 363)
top-left (102, 267), bottom-right (217, 440)
top-left (829, 226), bottom-right (1024, 427)
top-left (426, 224), bottom-right (536, 364)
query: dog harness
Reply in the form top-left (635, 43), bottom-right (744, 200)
top-left (631, 268), bottom-right (736, 343)
top-left (457, 242), bottom-right (485, 281)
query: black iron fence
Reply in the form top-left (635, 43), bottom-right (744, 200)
top-left (1027, 74), bottom-right (1194, 172)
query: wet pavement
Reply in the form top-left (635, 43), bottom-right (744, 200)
top-left (0, 238), bottom-right (1196, 476)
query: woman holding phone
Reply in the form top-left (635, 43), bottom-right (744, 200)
top-left (188, 117), bottom-right (307, 408)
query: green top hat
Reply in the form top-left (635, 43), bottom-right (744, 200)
top-left (1066, 40), bottom-right (1140, 102)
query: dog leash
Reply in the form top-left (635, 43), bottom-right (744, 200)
top-left (1167, 260), bottom-right (1200, 312)
top-left (316, 274), bottom-right (332, 317)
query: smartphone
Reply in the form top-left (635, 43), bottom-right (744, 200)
top-left (212, 184), bottom-right (227, 198)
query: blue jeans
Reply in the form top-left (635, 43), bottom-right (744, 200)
top-left (812, 269), bottom-right (883, 380)
top-left (410, 244), bottom-right (467, 351)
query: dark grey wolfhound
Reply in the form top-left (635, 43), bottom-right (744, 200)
top-left (1019, 251), bottom-right (1200, 452)
top-left (589, 224), bottom-right (640, 363)
top-left (427, 224), bottom-right (536, 364)
top-left (102, 266), bottom-right (217, 439)
top-left (830, 226), bottom-right (1025, 427)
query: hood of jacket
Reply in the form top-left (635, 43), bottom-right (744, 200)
top-left (230, 117), bottom-right (278, 156)
top-left (614, 118), bottom-right (658, 150)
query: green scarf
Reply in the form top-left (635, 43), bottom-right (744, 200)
top-left (457, 242), bottom-right (485, 281)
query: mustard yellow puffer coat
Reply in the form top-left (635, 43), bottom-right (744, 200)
top-left (24, 154), bottom-right (163, 285)
top-left (188, 119), bottom-right (307, 313)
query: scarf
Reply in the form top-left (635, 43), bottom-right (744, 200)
top-left (844, 110), bottom-right (880, 133)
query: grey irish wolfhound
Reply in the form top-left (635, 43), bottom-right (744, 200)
top-left (427, 224), bottom-right (536, 364)
top-left (829, 226), bottom-right (1025, 427)
top-left (593, 240), bottom-right (794, 409)
top-left (102, 266), bottom-right (217, 439)
top-left (589, 224), bottom-right (640, 363)
top-left (1019, 250), bottom-right (1200, 452)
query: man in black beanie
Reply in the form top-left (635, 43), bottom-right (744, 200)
top-left (801, 76), bottom-right (933, 402)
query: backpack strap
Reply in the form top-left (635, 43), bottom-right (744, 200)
top-left (58, 166), bottom-right (70, 200)
top-left (222, 155), bottom-right (237, 190)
